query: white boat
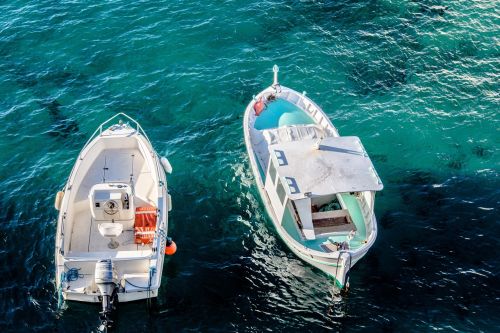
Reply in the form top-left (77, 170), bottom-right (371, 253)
top-left (243, 66), bottom-right (383, 290)
top-left (54, 113), bottom-right (175, 327)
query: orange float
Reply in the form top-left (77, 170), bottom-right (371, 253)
top-left (165, 237), bottom-right (177, 255)
top-left (253, 98), bottom-right (265, 116)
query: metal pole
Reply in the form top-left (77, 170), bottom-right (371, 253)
top-left (272, 65), bottom-right (279, 86)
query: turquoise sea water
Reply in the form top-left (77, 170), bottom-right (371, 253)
top-left (0, 0), bottom-right (498, 332)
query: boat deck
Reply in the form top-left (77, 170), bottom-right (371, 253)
top-left (251, 97), bottom-right (316, 179)
top-left (282, 193), bottom-right (367, 252)
top-left (67, 143), bottom-right (157, 256)
top-left (62, 258), bottom-right (152, 296)
top-left (68, 208), bottom-right (151, 254)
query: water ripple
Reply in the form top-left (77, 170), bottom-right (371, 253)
top-left (0, 0), bottom-right (498, 331)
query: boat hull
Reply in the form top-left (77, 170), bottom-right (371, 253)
top-left (243, 86), bottom-right (378, 289)
top-left (54, 114), bottom-right (170, 305)
top-left (63, 288), bottom-right (159, 303)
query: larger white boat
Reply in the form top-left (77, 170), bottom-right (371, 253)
top-left (243, 66), bottom-right (383, 290)
top-left (54, 113), bottom-right (175, 327)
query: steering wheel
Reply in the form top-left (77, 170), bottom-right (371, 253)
top-left (103, 200), bottom-right (119, 215)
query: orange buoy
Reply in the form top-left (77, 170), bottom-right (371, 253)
top-left (165, 237), bottom-right (177, 255)
top-left (253, 98), bottom-right (265, 116)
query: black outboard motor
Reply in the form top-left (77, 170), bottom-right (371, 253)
top-left (95, 259), bottom-right (119, 330)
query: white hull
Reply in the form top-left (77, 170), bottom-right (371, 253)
top-left (244, 82), bottom-right (380, 289)
top-left (63, 287), bottom-right (159, 303)
top-left (54, 114), bottom-right (172, 307)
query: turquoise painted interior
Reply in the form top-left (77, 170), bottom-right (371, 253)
top-left (281, 206), bottom-right (303, 242)
top-left (254, 98), bottom-right (314, 130)
top-left (281, 193), bottom-right (367, 252)
top-left (340, 193), bottom-right (367, 247)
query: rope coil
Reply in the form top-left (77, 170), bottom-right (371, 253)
top-left (63, 267), bottom-right (83, 282)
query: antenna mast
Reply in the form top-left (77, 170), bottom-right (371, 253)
top-left (130, 154), bottom-right (135, 193)
top-left (102, 156), bottom-right (108, 183)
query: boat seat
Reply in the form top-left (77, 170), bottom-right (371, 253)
top-left (320, 242), bottom-right (339, 253)
top-left (262, 124), bottom-right (325, 145)
top-left (65, 249), bottom-right (152, 260)
top-left (123, 273), bottom-right (151, 292)
top-left (312, 209), bottom-right (357, 235)
top-left (134, 206), bottom-right (157, 245)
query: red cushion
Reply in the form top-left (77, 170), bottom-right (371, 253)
top-left (134, 206), bottom-right (157, 244)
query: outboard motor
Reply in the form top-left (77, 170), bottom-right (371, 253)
top-left (95, 259), bottom-right (118, 329)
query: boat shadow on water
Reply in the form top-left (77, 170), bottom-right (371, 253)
top-left (41, 99), bottom-right (81, 140)
top-left (350, 169), bottom-right (499, 327)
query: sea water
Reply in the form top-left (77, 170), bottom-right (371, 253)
top-left (0, 1), bottom-right (498, 331)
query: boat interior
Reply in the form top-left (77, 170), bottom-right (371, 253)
top-left (65, 135), bottom-right (159, 255)
top-left (283, 192), bottom-right (370, 253)
top-left (60, 134), bottom-right (161, 292)
top-left (249, 88), bottom-right (376, 254)
top-left (250, 90), bottom-right (337, 179)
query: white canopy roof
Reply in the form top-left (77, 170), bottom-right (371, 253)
top-left (269, 136), bottom-right (383, 199)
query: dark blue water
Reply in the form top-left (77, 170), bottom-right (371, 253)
top-left (0, 0), bottom-right (498, 331)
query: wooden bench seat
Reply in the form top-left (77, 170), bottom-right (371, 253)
top-left (312, 209), bottom-right (356, 235)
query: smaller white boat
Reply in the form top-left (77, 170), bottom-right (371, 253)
top-left (243, 66), bottom-right (383, 290)
top-left (54, 113), bottom-right (176, 328)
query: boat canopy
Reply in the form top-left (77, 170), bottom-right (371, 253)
top-left (268, 136), bottom-right (383, 200)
